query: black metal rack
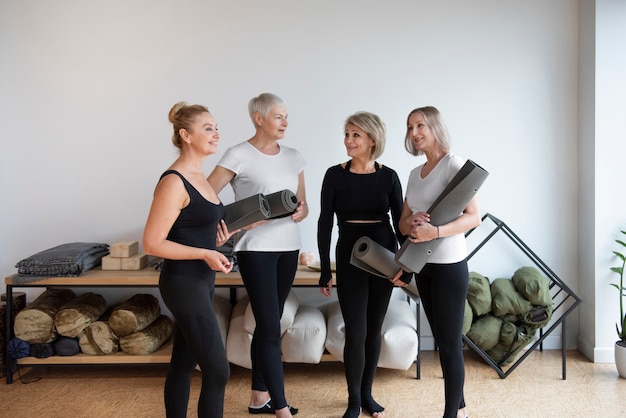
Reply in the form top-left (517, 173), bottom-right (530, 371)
top-left (462, 213), bottom-right (582, 379)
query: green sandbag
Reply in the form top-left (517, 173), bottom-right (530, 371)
top-left (520, 304), bottom-right (554, 329)
top-left (491, 278), bottom-right (533, 317)
top-left (512, 266), bottom-right (552, 307)
top-left (467, 315), bottom-right (502, 351)
top-left (467, 272), bottom-right (492, 316)
top-left (486, 321), bottom-right (536, 366)
top-left (462, 300), bottom-right (473, 335)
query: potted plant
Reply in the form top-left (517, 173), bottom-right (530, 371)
top-left (610, 230), bottom-right (626, 378)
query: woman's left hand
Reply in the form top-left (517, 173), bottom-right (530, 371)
top-left (291, 200), bottom-right (307, 222)
top-left (408, 221), bottom-right (438, 243)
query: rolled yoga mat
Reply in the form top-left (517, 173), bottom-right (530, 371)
top-left (350, 237), bottom-right (420, 301)
top-left (350, 236), bottom-right (400, 279)
top-left (265, 189), bottom-right (298, 219)
top-left (223, 193), bottom-right (271, 231)
top-left (395, 159), bottom-right (489, 273)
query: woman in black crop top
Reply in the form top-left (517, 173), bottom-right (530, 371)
top-left (317, 111), bottom-right (410, 418)
top-left (143, 102), bottom-right (236, 418)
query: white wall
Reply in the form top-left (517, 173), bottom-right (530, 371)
top-left (0, 1), bottom-right (583, 350)
top-left (577, 0), bottom-right (626, 363)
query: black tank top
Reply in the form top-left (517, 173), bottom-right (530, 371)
top-left (160, 170), bottom-right (224, 278)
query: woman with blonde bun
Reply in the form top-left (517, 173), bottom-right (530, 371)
top-left (144, 102), bottom-right (237, 418)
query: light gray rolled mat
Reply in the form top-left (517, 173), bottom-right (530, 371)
top-left (265, 189), bottom-right (298, 219)
top-left (395, 159), bottom-right (489, 273)
top-left (223, 193), bottom-right (271, 231)
top-left (402, 278), bottom-right (420, 302)
top-left (350, 236), bottom-right (401, 278)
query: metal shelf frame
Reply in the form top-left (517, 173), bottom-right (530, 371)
top-left (462, 213), bottom-right (582, 379)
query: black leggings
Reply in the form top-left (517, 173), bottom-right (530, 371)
top-left (335, 222), bottom-right (395, 408)
top-left (159, 272), bottom-right (230, 418)
top-left (236, 250), bottom-right (298, 410)
top-left (415, 260), bottom-right (468, 418)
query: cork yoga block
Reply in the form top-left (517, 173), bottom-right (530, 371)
top-left (108, 294), bottom-right (160, 337)
top-left (54, 292), bottom-right (108, 338)
top-left (121, 253), bottom-right (148, 270)
top-left (101, 255), bottom-right (122, 270)
top-left (109, 241), bottom-right (139, 258)
top-left (119, 315), bottom-right (173, 355)
top-left (14, 288), bottom-right (76, 344)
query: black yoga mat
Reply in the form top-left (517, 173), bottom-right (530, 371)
top-left (265, 189), bottom-right (299, 219)
top-left (395, 159), bottom-right (489, 273)
top-left (350, 236), bottom-right (400, 278)
top-left (223, 193), bottom-right (271, 231)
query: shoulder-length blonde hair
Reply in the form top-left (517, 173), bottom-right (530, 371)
top-left (404, 106), bottom-right (450, 156)
top-left (345, 111), bottom-right (386, 160)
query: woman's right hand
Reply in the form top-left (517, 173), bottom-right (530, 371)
top-left (410, 211), bottom-right (430, 227)
top-left (390, 269), bottom-right (408, 287)
top-left (203, 249), bottom-right (234, 273)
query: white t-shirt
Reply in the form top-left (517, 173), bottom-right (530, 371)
top-left (217, 141), bottom-right (305, 252)
top-left (405, 153), bottom-right (468, 264)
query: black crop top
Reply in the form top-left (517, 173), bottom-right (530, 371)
top-left (317, 161), bottom-right (406, 284)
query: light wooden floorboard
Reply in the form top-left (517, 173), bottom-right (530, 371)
top-left (1, 350), bottom-right (625, 417)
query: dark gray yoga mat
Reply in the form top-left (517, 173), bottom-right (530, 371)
top-left (350, 236), bottom-right (420, 300)
top-left (395, 159), bottom-right (489, 273)
top-left (223, 193), bottom-right (271, 231)
top-left (266, 189), bottom-right (298, 219)
top-left (350, 236), bottom-right (400, 278)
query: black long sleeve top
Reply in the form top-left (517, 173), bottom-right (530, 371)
top-left (316, 161), bottom-right (410, 286)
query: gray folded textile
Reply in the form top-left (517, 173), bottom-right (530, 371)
top-left (10, 274), bottom-right (64, 285)
top-left (265, 189), bottom-right (298, 219)
top-left (395, 160), bottom-right (489, 273)
top-left (223, 193), bottom-right (271, 231)
top-left (15, 242), bottom-right (110, 277)
top-left (350, 236), bottom-right (400, 278)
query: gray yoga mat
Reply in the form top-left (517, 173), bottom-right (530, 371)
top-left (350, 236), bottom-right (400, 279)
top-left (402, 278), bottom-right (420, 302)
top-left (223, 193), bottom-right (271, 231)
top-left (350, 237), bottom-right (421, 301)
top-left (266, 189), bottom-right (298, 219)
top-left (395, 159), bottom-right (489, 273)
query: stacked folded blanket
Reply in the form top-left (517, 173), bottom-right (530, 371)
top-left (13, 242), bottom-right (109, 283)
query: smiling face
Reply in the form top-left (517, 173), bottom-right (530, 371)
top-left (407, 112), bottom-right (435, 153)
top-left (257, 105), bottom-right (288, 140)
top-left (344, 123), bottom-right (375, 160)
top-left (181, 111), bottom-right (220, 156)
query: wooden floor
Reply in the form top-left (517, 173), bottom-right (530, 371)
top-left (1, 350), bottom-right (625, 417)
